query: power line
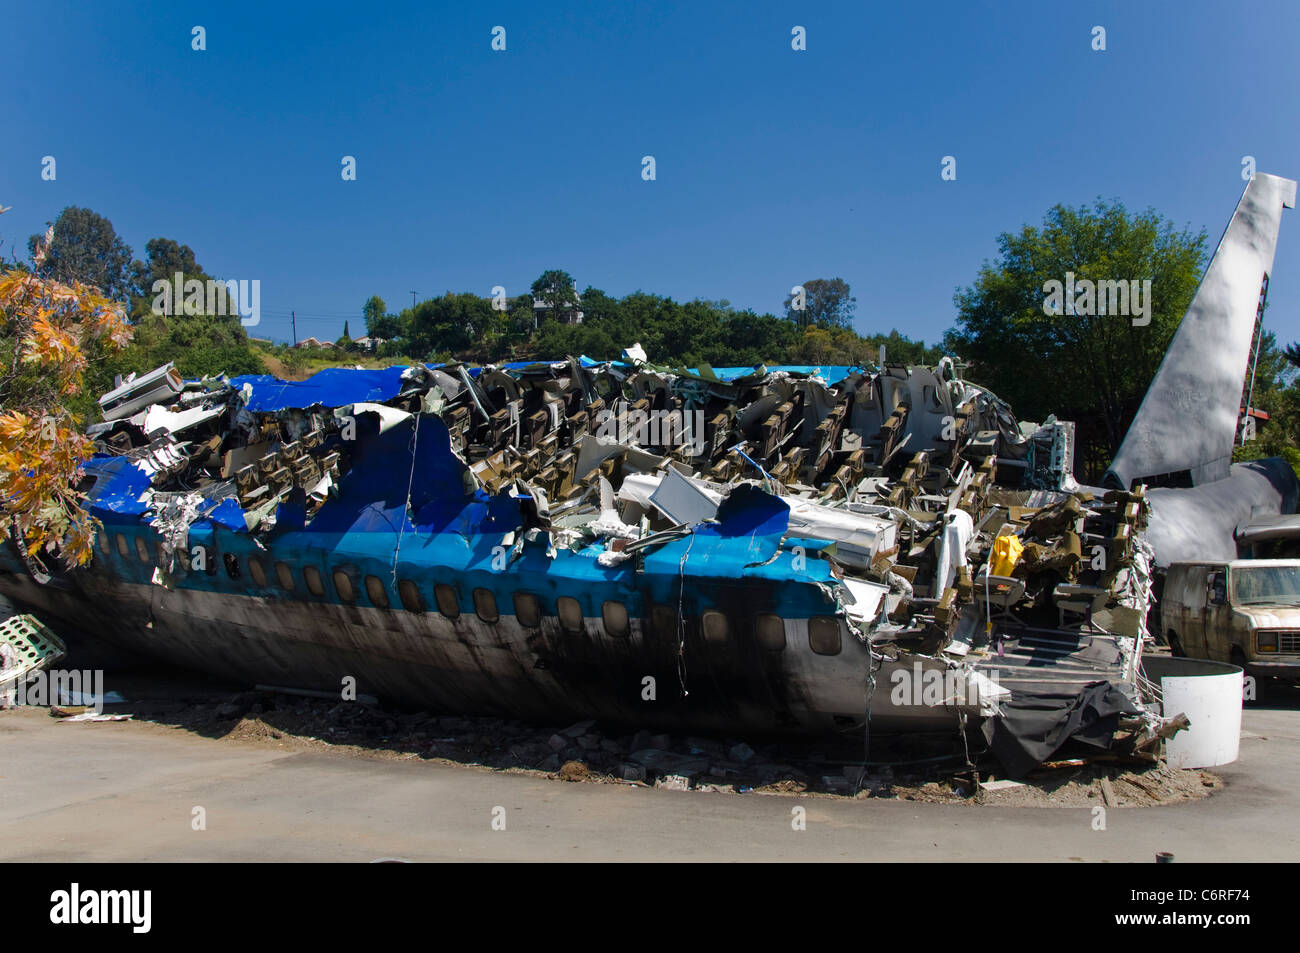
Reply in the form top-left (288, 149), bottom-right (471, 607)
top-left (260, 309), bottom-right (361, 318)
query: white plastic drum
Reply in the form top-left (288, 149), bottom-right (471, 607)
top-left (1141, 656), bottom-right (1243, 768)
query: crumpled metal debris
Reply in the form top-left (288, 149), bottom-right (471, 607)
top-left (74, 347), bottom-right (1173, 769)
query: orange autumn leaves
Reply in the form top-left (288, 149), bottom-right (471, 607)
top-left (1, 215), bottom-right (132, 568)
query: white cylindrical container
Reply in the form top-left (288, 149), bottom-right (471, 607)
top-left (1141, 657), bottom-right (1243, 768)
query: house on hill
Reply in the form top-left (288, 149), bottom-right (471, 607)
top-left (532, 292), bottom-right (583, 328)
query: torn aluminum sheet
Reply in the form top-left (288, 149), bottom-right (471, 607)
top-left (648, 467), bottom-right (723, 526)
top-left (133, 402), bottom-right (225, 439)
top-left (146, 492), bottom-right (209, 574)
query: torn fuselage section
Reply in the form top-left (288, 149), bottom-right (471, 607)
top-left (0, 352), bottom-right (1173, 768)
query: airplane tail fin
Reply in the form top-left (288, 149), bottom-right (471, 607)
top-left (1104, 173), bottom-right (1296, 490)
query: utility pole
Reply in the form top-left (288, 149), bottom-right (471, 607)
top-left (291, 310), bottom-right (297, 346)
top-left (411, 291), bottom-right (419, 309)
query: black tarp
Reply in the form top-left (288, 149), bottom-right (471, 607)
top-left (982, 682), bottom-right (1142, 777)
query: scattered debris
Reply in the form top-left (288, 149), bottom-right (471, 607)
top-left (57, 711), bottom-right (133, 723)
top-left (979, 778), bottom-right (1025, 792)
top-left (39, 681), bottom-right (1209, 806)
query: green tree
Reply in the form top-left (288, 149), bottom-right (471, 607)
top-left (87, 235), bottom-right (265, 391)
top-left (530, 270), bottom-right (579, 321)
top-left (717, 309), bottom-right (799, 366)
top-left (402, 292), bottom-right (498, 359)
top-left (128, 238), bottom-right (208, 320)
top-left (363, 295), bottom-right (401, 339)
top-left (516, 288), bottom-right (933, 369)
top-left (2, 211), bottom-right (132, 568)
top-left (784, 277), bottom-right (856, 330)
top-left (533, 318), bottom-right (617, 362)
top-left (863, 329), bottom-right (945, 366)
top-left (28, 207), bottom-right (135, 303)
top-left (1241, 331), bottom-right (1300, 477)
top-left (945, 199), bottom-right (1207, 479)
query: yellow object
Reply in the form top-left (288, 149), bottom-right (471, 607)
top-left (988, 532), bottom-right (1024, 578)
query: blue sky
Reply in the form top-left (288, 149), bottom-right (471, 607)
top-left (3, 0), bottom-right (1299, 349)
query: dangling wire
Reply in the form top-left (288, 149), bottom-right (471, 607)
top-left (956, 708), bottom-right (979, 798)
top-left (856, 635), bottom-right (884, 795)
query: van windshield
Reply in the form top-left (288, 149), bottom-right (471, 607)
top-left (1231, 565), bottom-right (1300, 606)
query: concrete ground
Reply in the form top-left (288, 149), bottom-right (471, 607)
top-left (2, 682), bottom-right (1297, 862)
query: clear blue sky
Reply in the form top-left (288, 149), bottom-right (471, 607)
top-left (4, 0), bottom-right (1299, 349)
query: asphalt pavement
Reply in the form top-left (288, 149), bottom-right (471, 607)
top-left (2, 685), bottom-right (1297, 862)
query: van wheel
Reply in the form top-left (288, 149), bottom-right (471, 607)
top-left (1167, 633), bottom-right (1184, 657)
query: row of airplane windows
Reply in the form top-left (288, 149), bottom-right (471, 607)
top-left (99, 530), bottom-right (843, 655)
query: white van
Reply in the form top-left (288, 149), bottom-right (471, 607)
top-left (1161, 559), bottom-right (1300, 677)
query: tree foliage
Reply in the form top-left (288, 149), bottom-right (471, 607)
top-left (372, 273), bottom-right (937, 370)
top-left (363, 295), bottom-right (400, 339)
top-left (945, 200), bottom-right (1208, 479)
top-left (530, 269), bottom-right (579, 314)
top-left (89, 229), bottom-right (266, 390)
top-left (128, 238), bottom-right (206, 320)
top-left (27, 207), bottom-right (135, 303)
top-left (402, 292), bottom-right (500, 359)
top-left (1, 215), bottom-right (132, 568)
top-left (784, 277), bottom-right (856, 330)
top-left (1244, 333), bottom-right (1300, 478)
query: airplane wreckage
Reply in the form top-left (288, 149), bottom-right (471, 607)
top-left (1, 173), bottom-right (1296, 776)
top-left (3, 353), bottom-right (1167, 775)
